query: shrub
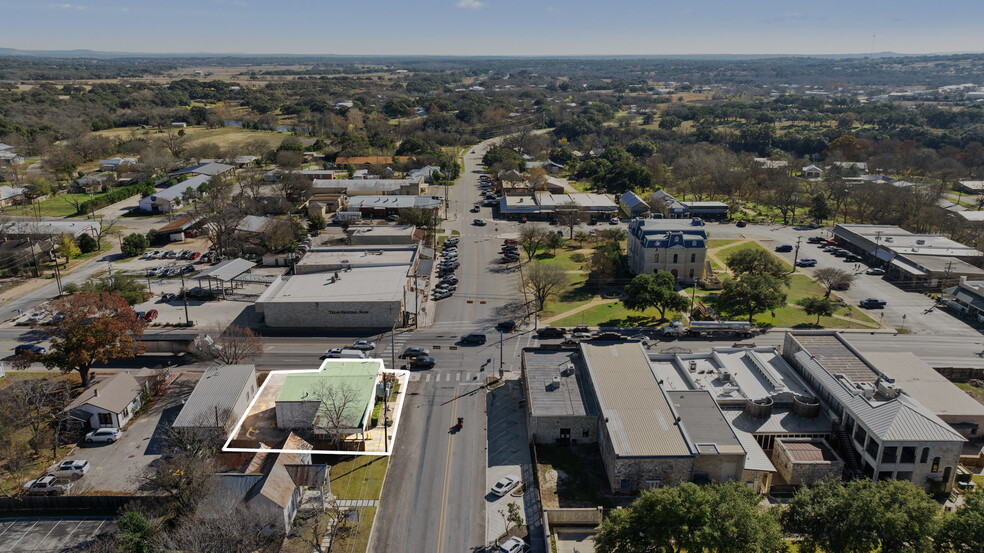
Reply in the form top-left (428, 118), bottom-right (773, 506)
top-left (77, 183), bottom-right (155, 214)
top-left (121, 233), bottom-right (149, 258)
top-left (77, 233), bottom-right (97, 254)
top-left (570, 253), bottom-right (587, 263)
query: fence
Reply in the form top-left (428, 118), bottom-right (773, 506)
top-left (0, 495), bottom-right (155, 513)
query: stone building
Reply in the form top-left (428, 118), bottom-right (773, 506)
top-left (772, 438), bottom-right (844, 486)
top-left (522, 348), bottom-right (599, 445)
top-left (627, 218), bottom-right (708, 283)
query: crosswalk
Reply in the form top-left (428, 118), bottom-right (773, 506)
top-left (376, 332), bottom-right (411, 361)
top-left (407, 371), bottom-right (487, 385)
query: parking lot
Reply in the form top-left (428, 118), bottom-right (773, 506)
top-left (64, 373), bottom-right (195, 494)
top-left (0, 518), bottom-right (115, 552)
top-left (708, 222), bottom-right (979, 336)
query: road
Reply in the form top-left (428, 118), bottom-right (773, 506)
top-left (373, 138), bottom-right (535, 553)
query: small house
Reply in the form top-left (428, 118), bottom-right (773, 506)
top-left (62, 372), bottom-right (147, 430)
top-left (619, 191), bottom-right (649, 217)
top-left (802, 165), bottom-right (823, 179)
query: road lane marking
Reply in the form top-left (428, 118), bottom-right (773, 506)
top-left (435, 386), bottom-right (459, 553)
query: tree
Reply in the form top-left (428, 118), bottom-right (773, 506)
top-left (555, 202), bottom-right (585, 238)
top-left (725, 248), bottom-right (790, 284)
top-left (312, 381), bottom-right (362, 448)
top-left (121, 233), bottom-right (149, 258)
top-left (783, 479), bottom-right (940, 553)
top-left (718, 274), bottom-right (787, 324)
top-left (573, 230), bottom-right (590, 247)
top-left (193, 325), bottom-right (264, 364)
top-left (80, 272), bottom-right (149, 306)
top-left (808, 194), bottom-right (833, 223)
top-left (595, 482), bottom-right (782, 553)
top-left (2, 379), bottom-right (66, 457)
top-left (546, 232), bottom-right (565, 254)
top-left (56, 234), bottom-right (80, 267)
top-left (302, 497), bottom-right (350, 553)
top-left (623, 272), bottom-right (689, 321)
top-left (523, 262), bottom-right (568, 312)
top-left (527, 166), bottom-right (550, 191)
top-left (141, 452), bottom-right (215, 515)
top-left (498, 502), bottom-right (525, 545)
top-left (519, 223), bottom-right (550, 260)
top-left (813, 267), bottom-right (854, 298)
top-left (309, 213), bottom-right (327, 231)
top-left (76, 233), bottom-right (97, 254)
top-left (41, 292), bottom-right (146, 387)
top-left (115, 511), bottom-right (153, 553)
top-left (801, 296), bottom-right (836, 325)
top-left (939, 490), bottom-right (984, 553)
top-left (589, 240), bottom-right (626, 285)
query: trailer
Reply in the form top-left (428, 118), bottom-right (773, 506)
top-left (660, 320), bottom-right (753, 338)
top-left (136, 330), bottom-right (206, 354)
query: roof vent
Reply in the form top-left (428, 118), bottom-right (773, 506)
top-left (550, 376), bottom-right (561, 390)
top-left (689, 360), bottom-right (697, 372)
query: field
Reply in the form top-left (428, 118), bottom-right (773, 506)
top-left (94, 125), bottom-right (309, 151)
top-left (553, 301), bottom-right (681, 328)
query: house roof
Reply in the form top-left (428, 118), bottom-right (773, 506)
top-left (619, 191), bottom-right (646, 209)
top-left (863, 352), bottom-right (984, 421)
top-left (803, 165), bottom-right (823, 172)
top-left (0, 143), bottom-right (12, 151)
top-left (0, 186), bottom-right (25, 201)
top-left (276, 361), bottom-right (380, 430)
top-left (335, 156), bottom-right (409, 166)
top-left (149, 174), bottom-right (210, 202)
top-left (236, 215), bottom-right (274, 233)
top-left (171, 162), bottom-right (234, 177)
top-left (157, 215), bottom-right (201, 234)
top-left (345, 195), bottom-right (440, 210)
top-left (580, 342), bottom-right (692, 457)
top-left (668, 390), bottom-right (745, 455)
top-left (64, 372), bottom-right (143, 415)
top-left (172, 364), bottom-right (256, 428)
top-left (780, 439), bottom-right (842, 462)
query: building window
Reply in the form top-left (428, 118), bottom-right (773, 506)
top-left (896, 471), bottom-right (913, 481)
top-left (582, 427), bottom-right (590, 437)
top-left (98, 413), bottom-right (113, 427)
top-left (689, 268), bottom-right (694, 278)
top-left (865, 438), bottom-right (879, 460)
top-left (900, 447), bottom-right (916, 464)
top-left (920, 448), bottom-right (930, 463)
top-left (673, 254), bottom-right (678, 264)
top-left (931, 457), bottom-right (941, 473)
top-left (122, 407), bottom-right (129, 418)
top-left (881, 446), bottom-right (897, 464)
top-left (853, 425), bottom-right (867, 447)
top-left (690, 253), bottom-right (696, 263)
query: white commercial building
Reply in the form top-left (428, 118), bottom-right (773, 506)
top-left (139, 174), bottom-right (210, 213)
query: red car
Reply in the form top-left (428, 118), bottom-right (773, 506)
top-left (503, 239), bottom-right (519, 245)
top-left (189, 252), bottom-right (201, 260)
top-left (142, 309), bottom-right (158, 322)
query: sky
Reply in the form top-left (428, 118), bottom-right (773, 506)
top-left (1, 0), bottom-right (983, 57)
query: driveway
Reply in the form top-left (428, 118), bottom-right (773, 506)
top-left (487, 378), bottom-right (543, 553)
top-left (68, 373), bottom-right (196, 493)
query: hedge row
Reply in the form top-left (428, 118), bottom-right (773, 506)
top-left (78, 183), bottom-right (156, 214)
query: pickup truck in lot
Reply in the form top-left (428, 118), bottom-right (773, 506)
top-left (23, 475), bottom-right (74, 495)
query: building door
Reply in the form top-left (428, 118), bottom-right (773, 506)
top-left (559, 428), bottom-right (571, 445)
top-left (97, 413), bottom-right (113, 427)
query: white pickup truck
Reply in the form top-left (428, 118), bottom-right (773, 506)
top-left (23, 475), bottom-right (74, 495)
top-left (46, 459), bottom-right (90, 479)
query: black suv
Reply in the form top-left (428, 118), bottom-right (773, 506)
top-left (460, 332), bottom-right (487, 345)
top-left (859, 298), bottom-right (887, 309)
top-left (536, 327), bottom-right (566, 338)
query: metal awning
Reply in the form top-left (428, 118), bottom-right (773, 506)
top-left (196, 258), bottom-right (257, 282)
top-left (890, 258), bottom-right (929, 277)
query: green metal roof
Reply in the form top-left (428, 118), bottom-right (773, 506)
top-left (276, 360), bottom-right (381, 429)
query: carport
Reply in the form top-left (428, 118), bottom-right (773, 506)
top-left (195, 258), bottom-right (257, 298)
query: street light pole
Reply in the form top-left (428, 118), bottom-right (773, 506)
top-left (900, 313), bottom-right (907, 332)
top-left (499, 330), bottom-right (504, 379)
top-left (792, 237), bottom-right (802, 273)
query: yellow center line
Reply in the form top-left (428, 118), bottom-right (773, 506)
top-left (435, 386), bottom-right (459, 553)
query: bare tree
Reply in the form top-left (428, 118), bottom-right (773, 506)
top-left (141, 452), bottom-right (215, 515)
top-left (555, 202), bottom-right (585, 238)
top-left (813, 267), bottom-right (856, 298)
top-left (527, 166), bottom-right (550, 191)
top-left (194, 325), bottom-right (264, 364)
top-left (518, 223), bottom-right (550, 260)
top-left (93, 215), bottom-right (121, 250)
top-left (302, 496), bottom-right (349, 553)
top-left (311, 381), bottom-right (361, 449)
top-left (522, 261), bottom-right (568, 312)
top-left (158, 504), bottom-right (284, 553)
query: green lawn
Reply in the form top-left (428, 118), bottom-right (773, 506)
top-left (707, 239), bottom-right (739, 249)
top-left (329, 455), bottom-right (388, 500)
top-left (568, 181), bottom-right (594, 192)
top-left (716, 241), bottom-right (793, 272)
top-left (553, 300), bottom-right (681, 328)
top-left (534, 246), bottom-right (588, 273)
top-left (541, 272), bottom-right (595, 318)
top-left (32, 193), bottom-right (102, 217)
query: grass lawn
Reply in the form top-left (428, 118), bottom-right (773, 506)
top-left (329, 455), bottom-right (388, 501)
top-left (955, 382), bottom-right (984, 406)
top-left (33, 193), bottom-right (104, 218)
top-left (330, 506), bottom-right (375, 553)
top-left (553, 300), bottom-right (679, 328)
top-left (707, 239), bottom-right (739, 249)
top-left (568, 181), bottom-right (594, 192)
top-left (716, 241), bottom-right (793, 272)
top-left (541, 272), bottom-right (595, 318)
top-left (534, 246), bottom-right (588, 273)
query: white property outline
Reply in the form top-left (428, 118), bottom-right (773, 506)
top-left (222, 358), bottom-right (409, 456)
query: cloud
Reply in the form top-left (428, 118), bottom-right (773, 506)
top-left (55, 3), bottom-right (86, 9)
top-left (766, 13), bottom-right (810, 23)
top-left (456, 0), bottom-right (485, 10)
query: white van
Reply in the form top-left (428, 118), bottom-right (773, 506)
top-left (324, 348), bottom-right (368, 359)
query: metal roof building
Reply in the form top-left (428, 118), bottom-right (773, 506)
top-left (783, 332), bottom-right (965, 492)
top-left (173, 364), bottom-right (258, 430)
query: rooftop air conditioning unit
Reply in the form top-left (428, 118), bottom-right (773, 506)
top-left (720, 370), bottom-right (732, 383)
top-left (689, 360), bottom-right (698, 372)
top-left (551, 376), bottom-right (561, 390)
top-left (857, 382), bottom-right (875, 399)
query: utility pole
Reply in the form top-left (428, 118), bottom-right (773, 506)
top-left (499, 330), bottom-right (504, 378)
top-left (179, 271), bottom-right (190, 325)
top-left (792, 237), bottom-right (802, 273)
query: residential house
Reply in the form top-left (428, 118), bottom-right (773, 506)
top-left (0, 186), bottom-right (25, 207)
top-left (0, 150), bottom-right (25, 167)
top-left (0, 143), bottom-right (12, 153)
top-left (98, 157), bottom-right (138, 172)
top-left (206, 433), bottom-right (323, 530)
top-left (173, 364), bottom-right (258, 431)
top-left (406, 165), bottom-right (441, 183)
top-left (236, 215), bottom-right (278, 235)
top-left (233, 155), bottom-right (258, 168)
top-left (802, 165), bottom-right (823, 179)
top-left (627, 218), bottom-right (708, 283)
top-left (957, 181), bottom-right (984, 195)
top-left (139, 174), bottom-right (210, 213)
top-left (169, 162), bottom-right (234, 179)
top-left (63, 372), bottom-right (148, 430)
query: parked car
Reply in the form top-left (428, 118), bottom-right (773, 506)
top-left (491, 475), bottom-right (521, 496)
top-left (503, 239), bottom-right (518, 245)
top-left (471, 205), bottom-right (481, 213)
top-left (433, 291), bottom-right (452, 300)
top-left (409, 356), bottom-right (436, 369)
top-left (822, 246), bottom-right (838, 253)
top-left (736, 221), bottom-right (747, 228)
top-left (497, 320), bottom-right (517, 332)
top-left (47, 459), bottom-right (90, 479)
top-left (400, 347), bottom-right (430, 359)
top-left (85, 428), bottom-right (122, 444)
top-left (536, 327), bottom-right (566, 338)
top-left (866, 267), bottom-right (886, 276)
top-left (796, 258), bottom-right (817, 267)
top-left (164, 251), bottom-right (177, 259)
top-left (460, 332), bottom-right (487, 345)
top-left (182, 265), bottom-right (196, 274)
top-left (14, 344), bottom-right (46, 356)
top-left (473, 219), bottom-right (487, 226)
top-left (23, 476), bottom-right (73, 496)
top-left (160, 293), bottom-right (176, 302)
top-left (497, 537), bottom-right (527, 553)
top-left (189, 252), bottom-right (201, 260)
top-left (142, 309), bottom-right (158, 322)
top-left (833, 249), bottom-right (849, 257)
top-left (775, 244), bottom-right (793, 252)
top-left (807, 236), bottom-right (825, 244)
top-left (350, 340), bottom-right (376, 351)
top-left (323, 348), bottom-right (367, 359)
top-left (859, 298), bottom-right (887, 309)
top-left (843, 253), bottom-right (862, 262)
